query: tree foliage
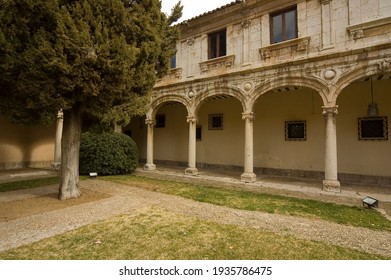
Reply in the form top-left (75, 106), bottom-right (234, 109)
top-left (0, 0), bottom-right (182, 199)
top-left (0, 0), bottom-right (182, 126)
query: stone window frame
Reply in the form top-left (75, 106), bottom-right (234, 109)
top-left (358, 117), bottom-right (388, 141)
top-left (208, 114), bottom-right (223, 130)
top-left (285, 120), bottom-right (306, 141)
top-left (208, 29), bottom-right (227, 59)
top-left (270, 6), bottom-right (298, 44)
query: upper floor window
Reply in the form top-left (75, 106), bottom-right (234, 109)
top-left (271, 7), bottom-right (297, 44)
top-left (170, 52), bottom-right (176, 69)
top-left (208, 29), bottom-right (226, 59)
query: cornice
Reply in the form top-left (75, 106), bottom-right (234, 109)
top-left (154, 42), bottom-right (391, 91)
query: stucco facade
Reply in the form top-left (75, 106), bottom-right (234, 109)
top-left (127, 0), bottom-right (391, 191)
top-left (0, 115), bottom-right (57, 169)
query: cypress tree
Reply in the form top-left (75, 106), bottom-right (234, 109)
top-left (0, 0), bottom-right (182, 199)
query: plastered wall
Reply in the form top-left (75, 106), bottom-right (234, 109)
top-left (0, 116), bottom-right (55, 169)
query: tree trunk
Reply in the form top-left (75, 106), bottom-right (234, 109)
top-left (58, 105), bottom-right (82, 200)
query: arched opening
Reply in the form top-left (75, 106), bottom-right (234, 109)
top-left (126, 100), bottom-right (189, 167)
top-left (253, 85), bottom-right (325, 180)
top-left (154, 101), bottom-right (188, 166)
top-left (336, 74), bottom-right (391, 183)
top-left (195, 94), bottom-right (245, 171)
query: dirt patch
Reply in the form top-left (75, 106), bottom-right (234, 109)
top-left (0, 189), bottom-right (111, 222)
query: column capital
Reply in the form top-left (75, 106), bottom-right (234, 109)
top-left (322, 105), bottom-right (338, 117)
top-left (57, 110), bottom-right (63, 119)
top-left (186, 116), bottom-right (198, 124)
top-left (242, 112), bottom-right (255, 121)
top-left (241, 20), bottom-right (251, 29)
top-left (320, 0), bottom-right (332, 5)
top-left (145, 119), bottom-right (155, 126)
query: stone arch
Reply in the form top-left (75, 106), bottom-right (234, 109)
top-left (147, 94), bottom-right (192, 120)
top-left (194, 85), bottom-right (248, 115)
top-left (333, 60), bottom-right (391, 103)
top-left (249, 76), bottom-right (330, 109)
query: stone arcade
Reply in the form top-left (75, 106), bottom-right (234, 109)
top-left (126, 0), bottom-right (391, 191)
top-left (1, 0), bottom-right (391, 192)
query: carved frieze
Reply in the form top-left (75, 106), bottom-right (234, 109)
top-left (199, 55), bottom-right (235, 73)
top-left (259, 37), bottom-right (310, 60)
top-left (346, 16), bottom-right (391, 41)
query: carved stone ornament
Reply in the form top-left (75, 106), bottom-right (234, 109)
top-left (186, 116), bottom-right (197, 123)
top-left (378, 60), bottom-right (390, 72)
top-left (242, 112), bottom-right (255, 121)
top-left (243, 82), bottom-right (253, 92)
top-left (145, 119), bottom-right (155, 126)
top-left (188, 90), bottom-right (195, 98)
top-left (261, 50), bottom-right (271, 59)
top-left (186, 37), bottom-right (195, 46)
top-left (297, 40), bottom-right (309, 51)
top-left (350, 29), bottom-right (364, 40)
top-left (323, 69), bottom-right (336, 80)
top-left (322, 106), bottom-right (338, 117)
top-left (241, 20), bottom-right (251, 29)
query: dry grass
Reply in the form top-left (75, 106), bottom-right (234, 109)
top-left (104, 175), bottom-right (391, 231)
top-left (0, 208), bottom-right (386, 260)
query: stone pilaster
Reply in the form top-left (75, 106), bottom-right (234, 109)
top-left (241, 112), bottom-right (256, 183)
top-left (241, 20), bottom-right (252, 66)
top-left (320, 0), bottom-right (334, 50)
top-left (144, 119), bottom-right (156, 171)
top-left (185, 116), bottom-right (198, 175)
top-left (322, 106), bottom-right (340, 192)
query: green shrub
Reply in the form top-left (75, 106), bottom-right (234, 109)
top-left (79, 132), bottom-right (139, 175)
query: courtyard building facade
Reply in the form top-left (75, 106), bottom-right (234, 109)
top-left (1, 0), bottom-right (390, 193)
top-left (126, 0), bottom-right (391, 191)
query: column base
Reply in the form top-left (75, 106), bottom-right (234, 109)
top-left (51, 162), bottom-right (61, 171)
top-left (143, 163), bottom-right (156, 171)
top-left (322, 179), bottom-right (341, 192)
top-left (241, 172), bottom-right (256, 183)
top-left (185, 167), bottom-right (198, 175)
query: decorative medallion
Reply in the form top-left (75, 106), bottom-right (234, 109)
top-left (188, 90), bottom-right (195, 98)
top-left (243, 82), bottom-right (253, 92)
top-left (324, 69), bottom-right (336, 80)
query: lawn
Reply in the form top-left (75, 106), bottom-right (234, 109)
top-left (1, 174), bottom-right (391, 260)
top-left (104, 175), bottom-right (391, 232)
top-left (0, 177), bottom-right (59, 192)
top-left (0, 208), bottom-right (386, 260)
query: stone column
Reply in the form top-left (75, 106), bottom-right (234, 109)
top-left (52, 110), bottom-right (63, 170)
top-left (185, 116), bottom-right (198, 175)
top-left (144, 119), bottom-right (156, 170)
top-left (322, 106), bottom-right (340, 192)
top-left (241, 112), bottom-right (256, 183)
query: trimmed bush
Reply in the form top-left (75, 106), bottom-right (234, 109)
top-left (79, 132), bottom-right (139, 175)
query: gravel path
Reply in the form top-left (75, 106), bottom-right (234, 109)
top-left (1, 179), bottom-right (391, 258)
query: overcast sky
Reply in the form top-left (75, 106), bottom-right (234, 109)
top-left (161, 0), bottom-right (234, 22)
